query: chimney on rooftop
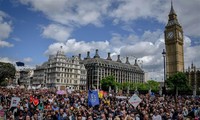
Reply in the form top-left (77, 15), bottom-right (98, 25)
top-left (94, 49), bottom-right (100, 58)
top-left (78, 54), bottom-right (81, 60)
top-left (126, 57), bottom-right (130, 64)
top-left (134, 59), bottom-right (138, 66)
top-left (107, 52), bottom-right (112, 61)
top-left (117, 55), bottom-right (122, 63)
top-left (86, 51), bottom-right (90, 59)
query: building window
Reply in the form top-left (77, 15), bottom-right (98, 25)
top-left (74, 80), bottom-right (77, 84)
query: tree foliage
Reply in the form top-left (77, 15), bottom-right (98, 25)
top-left (115, 80), bottom-right (160, 91)
top-left (166, 72), bottom-right (190, 109)
top-left (146, 80), bottom-right (160, 91)
top-left (166, 72), bottom-right (190, 91)
top-left (0, 62), bottom-right (16, 86)
top-left (100, 76), bottom-right (116, 91)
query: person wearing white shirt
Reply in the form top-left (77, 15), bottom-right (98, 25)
top-left (152, 111), bottom-right (162, 120)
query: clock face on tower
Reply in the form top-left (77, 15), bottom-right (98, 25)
top-left (167, 31), bottom-right (174, 39)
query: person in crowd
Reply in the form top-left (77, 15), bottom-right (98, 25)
top-left (1, 86), bottom-right (200, 120)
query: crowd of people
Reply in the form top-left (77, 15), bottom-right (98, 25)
top-left (0, 86), bottom-right (200, 120)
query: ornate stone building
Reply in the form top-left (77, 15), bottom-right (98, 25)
top-left (164, 1), bottom-right (184, 77)
top-left (185, 63), bottom-right (200, 92)
top-left (82, 49), bottom-right (144, 90)
top-left (33, 48), bottom-right (87, 90)
top-left (18, 68), bottom-right (34, 86)
top-left (79, 54), bottom-right (87, 90)
top-left (32, 62), bottom-right (48, 86)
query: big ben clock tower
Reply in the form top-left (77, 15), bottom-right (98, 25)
top-left (164, 1), bottom-right (184, 77)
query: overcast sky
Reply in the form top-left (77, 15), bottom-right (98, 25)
top-left (0, 0), bottom-right (200, 81)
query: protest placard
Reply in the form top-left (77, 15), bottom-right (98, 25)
top-left (128, 94), bottom-right (142, 108)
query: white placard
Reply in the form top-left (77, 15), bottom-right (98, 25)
top-left (10, 97), bottom-right (20, 108)
top-left (128, 94), bottom-right (142, 108)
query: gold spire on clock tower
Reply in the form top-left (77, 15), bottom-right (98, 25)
top-left (164, 0), bottom-right (184, 77)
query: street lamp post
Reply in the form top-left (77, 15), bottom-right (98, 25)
top-left (162, 49), bottom-right (166, 95)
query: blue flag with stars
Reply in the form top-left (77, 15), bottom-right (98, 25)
top-left (88, 90), bottom-right (99, 107)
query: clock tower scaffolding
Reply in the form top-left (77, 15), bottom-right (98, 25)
top-left (164, 0), bottom-right (184, 77)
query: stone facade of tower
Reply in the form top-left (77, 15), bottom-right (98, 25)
top-left (164, 2), bottom-right (184, 77)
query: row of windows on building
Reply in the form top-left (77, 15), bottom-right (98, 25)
top-left (48, 63), bottom-right (80, 68)
top-left (50, 58), bottom-right (79, 64)
top-left (47, 73), bottom-right (79, 78)
top-left (46, 79), bottom-right (78, 84)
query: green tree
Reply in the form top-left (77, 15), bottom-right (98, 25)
top-left (137, 83), bottom-right (148, 91)
top-left (0, 62), bottom-right (16, 86)
top-left (166, 72), bottom-right (190, 109)
top-left (122, 82), bottom-right (130, 90)
top-left (100, 76), bottom-right (116, 91)
top-left (115, 82), bottom-right (122, 90)
top-left (146, 80), bottom-right (160, 91)
top-left (166, 72), bottom-right (190, 95)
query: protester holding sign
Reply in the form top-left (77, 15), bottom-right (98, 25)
top-left (0, 86), bottom-right (200, 120)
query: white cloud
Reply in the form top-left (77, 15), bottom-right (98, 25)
top-left (19, 0), bottom-right (111, 26)
top-left (16, 0), bottom-right (200, 81)
top-left (42, 24), bottom-right (72, 42)
top-left (0, 40), bottom-right (14, 47)
top-left (0, 57), bottom-right (35, 70)
top-left (0, 20), bottom-right (12, 40)
top-left (0, 10), bottom-right (13, 47)
top-left (45, 39), bottom-right (110, 56)
top-left (110, 0), bottom-right (163, 22)
top-left (18, 0), bottom-right (200, 37)
top-left (110, 0), bottom-right (200, 37)
top-left (0, 57), bottom-right (14, 64)
top-left (23, 57), bottom-right (32, 63)
top-left (173, 0), bottom-right (200, 37)
top-left (109, 29), bottom-right (200, 81)
top-left (120, 42), bottom-right (158, 58)
top-left (12, 37), bottom-right (21, 42)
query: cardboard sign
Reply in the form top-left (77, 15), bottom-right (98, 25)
top-left (128, 94), bottom-right (142, 108)
top-left (10, 97), bottom-right (20, 108)
top-left (60, 86), bottom-right (66, 90)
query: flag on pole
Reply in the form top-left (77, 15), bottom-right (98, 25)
top-left (88, 90), bottom-right (99, 107)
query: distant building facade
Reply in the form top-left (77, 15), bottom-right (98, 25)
top-left (18, 68), bottom-right (34, 86)
top-left (79, 61), bottom-right (87, 90)
top-left (14, 71), bottom-right (20, 85)
top-left (34, 48), bottom-right (87, 90)
top-left (32, 62), bottom-right (48, 86)
top-left (82, 49), bottom-right (144, 90)
top-left (185, 63), bottom-right (200, 92)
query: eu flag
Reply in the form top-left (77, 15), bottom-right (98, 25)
top-left (88, 90), bottom-right (99, 107)
top-left (16, 62), bottom-right (25, 66)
